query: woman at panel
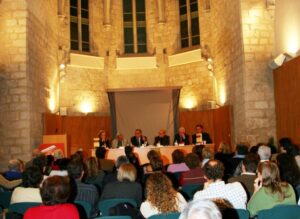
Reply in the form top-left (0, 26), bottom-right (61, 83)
top-left (98, 130), bottom-right (111, 148)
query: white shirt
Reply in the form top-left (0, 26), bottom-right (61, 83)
top-left (10, 187), bottom-right (42, 204)
top-left (140, 192), bottom-right (187, 218)
top-left (194, 181), bottom-right (247, 209)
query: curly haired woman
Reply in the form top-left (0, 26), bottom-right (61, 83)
top-left (140, 173), bottom-right (187, 218)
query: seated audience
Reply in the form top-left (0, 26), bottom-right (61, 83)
top-left (194, 160), bottom-right (247, 209)
top-left (131, 129), bottom-right (148, 147)
top-left (111, 132), bottom-right (128, 148)
top-left (140, 173), bottom-right (187, 218)
top-left (192, 145), bottom-right (204, 161)
top-left (10, 165), bottom-right (43, 204)
top-left (44, 155), bottom-right (54, 176)
top-left (154, 129), bottom-right (170, 146)
top-left (167, 149), bottom-right (189, 173)
top-left (247, 161), bottom-right (296, 217)
top-left (276, 153), bottom-right (300, 198)
top-left (179, 199), bottom-right (222, 219)
top-left (125, 146), bottom-right (142, 179)
top-left (174, 127), bottom-right (190, 145)
top-left (67, 160), bottom-right (99, 216)
top-left (192, 124), bottom-right (212, 145)
top-left (49, 158), bottom-right (69, 177)
top-left (257, 145), bottom-right (271, 162)
top-left (214, 142), bottom-right (234, 180)
top-left (101, 163), bottom-right (142, 206)
top-left (24, 176), bottom-right (79, 219)
top-left (98, 130), bottom-right (111, 148)
top-left (201, 147), bottom-right (213, 167)
top-left (228, 153), bottom-right (259, 195)
top-left (230, 143), bottom-right (248, 176)
top-left (95, 147), bottom-right (115, 172)
top-left (3, 159), bottom-right (23, 180)
top-left (279, 137), bottom-right (300, 168)
top-left (0, 174), bottom-right (22, 190)
top-left (102, 155), bottom-right (129, 188)
top-left (84, 157), bottom-right (105, 191)
top-left (143, 150), bottom-right (161, 174)
top-left (179, 153), bottom-right (206, 186)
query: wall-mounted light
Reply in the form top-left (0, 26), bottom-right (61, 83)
top-left (219, 84), bottom-right (226, 106)
top-left (183, 97), bottom-right (197, 110)
top-left (79, 100), bottom-right (93, 115)
top-left (59, 63), bottom-right (65, 70)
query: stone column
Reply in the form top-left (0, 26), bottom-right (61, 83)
top-left (103, 0), bottom-right (111, 25)
top-left (157, 0), bottom-right (166, 23)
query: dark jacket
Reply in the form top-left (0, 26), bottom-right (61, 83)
top-left (154, 135), bottom-right (170, 146)
top-left (174, 134), bottom-right (190, 145)
top-left (131, 136), bottom-right (148, 147)
top-left (192, 132), bottom-right (212, 144)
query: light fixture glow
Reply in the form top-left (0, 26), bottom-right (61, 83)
top-left (219, 84), bottom-right (226, 106)
top-left (183, 97), bottom-right (197, 109)
top-left (80, 101), bottom-right (93, 114)
top-left (59, 63), bottom-right (66, 70)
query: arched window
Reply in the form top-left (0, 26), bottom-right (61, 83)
top-left (70, 0), bottom-right (90, 52)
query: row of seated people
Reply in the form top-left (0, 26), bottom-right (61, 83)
top-left (1, 137), bottom-right (300, 218)
top-left (97, 124), bottom-right (212, 148)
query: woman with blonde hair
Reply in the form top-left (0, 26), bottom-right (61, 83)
top-left (247, 161), bottom-right (296, 217)
top-left (140, 173), bottom-right (187, 218)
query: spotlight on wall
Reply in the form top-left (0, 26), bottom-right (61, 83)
top-left (183, 97), bottom-right (197, 110)
top-left (268, 53), bottom-right (292, 70)
top-left (59, 63), bottom-right (66, 70)
top-left (80, 101), bottom-right (93, 115)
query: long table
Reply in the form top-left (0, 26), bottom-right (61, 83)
top-left (92, 144), bottom-right (214, 165)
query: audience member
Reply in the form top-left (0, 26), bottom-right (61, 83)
top-left (125, 146), bottom-right (142, 179)
top-left (167, 149), bottom-right (189, 173)
top-left (228, 153), bottom-right (259, 195)
top-left (140, 173), bottom-right (187, 218)
top-left (131, 129), bottom-right (148, 147)
top-left (67, 160), bottom-right (99, 216)
top-left (276, 153), bottom-right (300, 198)
top-left (194, 160), bottom-right (247, 209)
top-left (179, 199), bottom-right (222, 219)
top-left (23, 176), bottom-right (79, 219)
top-left (0, 174), bottom-right (22, 190)
top-left (101, 163), bottom-right (142, 206)
top-left (49, 158), bottom-right (69, 177)
top-left (102, 155), bottom-right (129, 188)
top-left (230, 143), bottom-right (248, 176)
top-left (44, 155), bottom-right (54, 176)
top-left (257, 145), bottom-right (271, 162)
top-left (174, 127), bottom-right (190, 145)
top-left (95, 147), bottom-right (115, 172)
top-left (247, 161), bottom-right (296, 217)
top-left (154, 129), bottom-right (170, 146)
top-left (192, 124), bottom-right (212, 145)
top-left (111, 132), bottom-right (128, 148)
top-left (3, 159), bottom-right (23, 180)
top-left (192, 145), bottom-right (204, 161)
top-left (143, 150), bottom-right (161, 174)
top-left (10, 165), bottom-right (43, 204)
top-left (201, 147), bottom-right (212, 167)
top-left (179, 153), bottom-right (206, 186)
top-left (214, 142), bottom-right (234, 180)
top-left (279, 137), bottom-right (300, 168)
top-left (98, 130), bottom-right (111, 148)
top-left (84, 157), bottom-right (105, 191)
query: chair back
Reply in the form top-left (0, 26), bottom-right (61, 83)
top-left (181, 184), bottom-right (203, 200)
top-left (257, 205), bottom-right (300, 219)
top-left (148, 212), bottom-right (180, 219)
top-left (98, 198), bottom-right (137, 216)
top-left (8, 202), bottom-right (41, 215)
top-left (75, 200), bottom-right (92, 217)
top-left (236, 209), bottom-right (250, 219)
top-left (0, 190), bottom-right (12, 209)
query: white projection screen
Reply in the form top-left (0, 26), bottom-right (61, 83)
top-left (113, 89), bottom-right (178, 145)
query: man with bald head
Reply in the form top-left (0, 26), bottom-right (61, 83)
top-left (174, 127), bottom-right (190, 145)
top-left (194, 159), bottom-right (247, 209)
top-left (154, 129), bottom-right (170, 146)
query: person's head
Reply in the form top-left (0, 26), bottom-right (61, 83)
top-left (258, 145), bottom-right (271, 161)
top-left (46, 155), bottom-right (54, 166)
top-left (235, 144), bottom-right (248, 155)
top-left (202, 147), bottom-right (212, 160)
top-left (203, 160), bottom-right (224, 181)
top-left (242, 153), bottom-right (259, 173)
top-left (57, 158), bottom-right (70, 171)
top-left (100, 130), bottom-right (107, 139)
top-left (67, 160), bottom-right (84, 180)
top-left (192, 145), bottom-right (203, 160)
top-left (32, 154), bottom-right (46, 171)
top-left (179, 199), bottom-right (222, 219)
top-left (178, 127), bottom-right (186, 135)
top-left (53, 149), bottom-right (64, 160)
top-left (195, 124), bottom-right (204, 133)
top-left (218, 142), bottom-right (231, 154)
top-left (146, 173), bottom-right (178, 213)
top-left (172, 149), bottom-right (185, 164)
top-left (8, 159), bottom-right (22, 172)
top-left (116, 133), bottom-right (124, 141)
top-left (276, 153), bottom-right (300, 187)
top-left (147, 150), bottom-right (161, 161)
top-left (150, 157), bottom-right (164, 171)
top-left (158, 129), bottom-right (166, 138)
top-left (279, 137), bottom-right (299, 156)
top-left (32, 148), bottom-right (41, 158)
top-left (185, 153), bottom-right (200, 169)
top-left (70, 151), bottom-right (84, 163)
top-left (22, 165), bottom-right (43, 188)
top-left (117, 163), bottom-right (137, 182)
top-left (115, 155), bottom-right (129, 169)
top-left (257, 161), bottom-right (287, 200)
top-left (86, 157), bottom-right (99, 178)
top-left (40, 176), bottom-right (71, 206)
top-left (125, 146), bottom-right (134, 156)
top-left (96, 147), bottom-right (107, 159)
top-left (135, 129), bottom-right (142, 138)
top-left (249, 145), bottom-right (259, 154)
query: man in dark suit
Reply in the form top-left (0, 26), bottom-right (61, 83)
top-left (174, 127), bottom-right (190, 145)
top-left (154, 129), bottom-right (170, 146)
top-left (192, 124), bottom-right (212, 145)
top-left (130, 129), bottom-right (148, 147)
